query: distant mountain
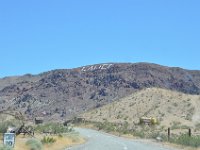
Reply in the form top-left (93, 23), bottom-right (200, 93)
top-left (0, 63), bottom-right (200, 121)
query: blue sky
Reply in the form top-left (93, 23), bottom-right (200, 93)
top-left (0, 0), bottom-right (200, 77)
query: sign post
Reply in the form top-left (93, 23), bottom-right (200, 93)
top-left (3, 133), bottom-right (15, 147)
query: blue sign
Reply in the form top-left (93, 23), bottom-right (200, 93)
top-left (3, 133), bottom-right (15, 147)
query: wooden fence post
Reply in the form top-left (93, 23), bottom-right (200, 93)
top-left (189, 128), bottom-right (191, 137)
top-left (168, 128), bottom-right (170, 141)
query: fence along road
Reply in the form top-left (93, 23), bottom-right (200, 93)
top-left (66, 128), bottom-right (177, 150)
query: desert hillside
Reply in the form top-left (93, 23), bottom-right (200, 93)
top-left (82, 88), bottom-right (200, 128)
top-left (0, 63), bottom-right (200, 121)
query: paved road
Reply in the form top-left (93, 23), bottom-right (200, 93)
top-left (66, 128), bottom-right (176, 150)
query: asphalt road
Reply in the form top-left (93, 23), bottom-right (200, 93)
top-left (66, 128), bottom-right (176, 150)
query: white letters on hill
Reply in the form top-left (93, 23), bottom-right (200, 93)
top-left (81, 64), bottom-right (113, 72)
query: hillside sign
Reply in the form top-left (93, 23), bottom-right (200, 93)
top-left (81, 64), bottom-right (113, 72)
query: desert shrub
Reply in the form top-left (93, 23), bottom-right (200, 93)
top-left (0, 121), bottom-right (15, 133)
top-left (118, 121), bottom-right (129, 134)
top-left (0, 122), bottom-right (9, 133)
top-left (148, 132), bottom-right (160, 139)
top-left (95, 120), bottom-right (122, 132)
top-left (185, 113), bottom-right (192, 121)
top-left (26, 139), bottom-right (43, 150)
top-left (173, 103), bottom-right (178, 107)
top-left (148, 132), bottom-right (167, 141)
top-left (195, 123), bottom-right (200, 129)
top-left (0, 144), bottom-right (13, 150)
top-left (133, 131), bottom-right (145, 138)
top-left (179, 125), bottom-right (190, 129)
top-left (35, 122), bottom-right (73, 134)
top-left (171, 134), bottom-right (200, 148)
top-left (58, 134), bottom-right (63, 138)
top-left (41, 136), bottom-right (56, 144)
top-left (95, 120), bottom-right (132, 135)
top-left (95, 121), bottom-right (116, 132)
top-left (171, 121), bottom-right (181, 130)
top-left (0, 120), bottom-right (21, 133)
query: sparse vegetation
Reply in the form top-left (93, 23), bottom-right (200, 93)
top-left (133, 130), bottom-right (145, 138)
top-left (173, 103), bottom-right (178, 107)
top-left (26, 139), bottom-right (43, 150)
top-left (95, 121), bottom-right (116, 132)
top-left (171, 121), bottom-right (181, 130)
top-left (82, 88), bottom-right (199, 134)
top-left (96, 121), bottom-right (200, 148)
top-left (195, 123), bottom-right (200, 129)
top-left (35, 122), bottom-right (73, 134)
top-left (170, 134), bottom-right (200, 148)
top-left (0, 119), bottom-right (83, 150)
top-left (0, 120), bottom-right (20, 133)
top-left (148, 132), bottom-right (167, 140)
top-left (179, 125), bottom-right (190, 129)
top-left (41, 136), bottom-right (56, 145)
top-left (0, 144), bottom-right (13, 150)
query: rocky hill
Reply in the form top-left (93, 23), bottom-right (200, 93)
top-left (0, 63), bottom-right (200, 121)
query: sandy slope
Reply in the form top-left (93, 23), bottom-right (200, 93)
top-left (82, 88), bottom-right (200, 128)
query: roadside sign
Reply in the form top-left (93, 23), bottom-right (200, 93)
top-left (3, 133), bottom-right (15, 147)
